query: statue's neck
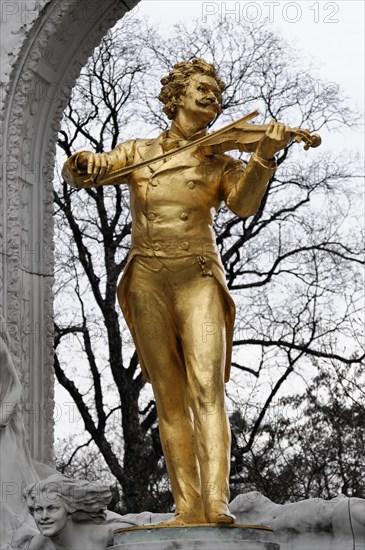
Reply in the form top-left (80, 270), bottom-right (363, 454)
top-left (171, 113), bottom-right (208, 139)
top-left (49, 521), bottom-right (78, 550)
top-left (49, 522), bottom-right (104, 550)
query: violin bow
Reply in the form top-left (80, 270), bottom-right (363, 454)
top-left (80, 110), bottom-right (321, 187)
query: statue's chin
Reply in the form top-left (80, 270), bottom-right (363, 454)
top-left (38, 524), bottom-right (61, 537)
top-left (194, 108), bottom-right (217, 127)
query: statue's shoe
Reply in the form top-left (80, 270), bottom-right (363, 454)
top-left (205, 502), bottom-right (236, 525)
top-left (156, 511), bottom-right (207, 526)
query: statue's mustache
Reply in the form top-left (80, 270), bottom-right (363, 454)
top-left (196, 98), bottom-right (221, 113)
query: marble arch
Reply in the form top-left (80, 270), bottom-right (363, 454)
top-left (0, 0), bottom-right (140, 464)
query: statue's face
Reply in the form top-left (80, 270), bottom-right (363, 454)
top-left (176, 74), bottom-right (221, 125)
top-left (32, 494), bottom-right (69, 537)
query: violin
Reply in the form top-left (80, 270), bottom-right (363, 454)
top-left (73, 110), bottom-right (321, 188)
top-left (200, 110), bottom-right (322, 154)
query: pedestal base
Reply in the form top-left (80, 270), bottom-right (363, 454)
top-left (111, 524), bottom-right (280, 549)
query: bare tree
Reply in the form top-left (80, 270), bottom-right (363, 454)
top-left (53, 18), bottom-right (364, 512)
top-left (230, 362), bottom-right (365, 502)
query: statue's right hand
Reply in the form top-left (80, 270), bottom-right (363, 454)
top-left (77, 152), bottom-right (113, 183)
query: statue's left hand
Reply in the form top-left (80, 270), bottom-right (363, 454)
top-left (254, 119), bottom-right (292, 160)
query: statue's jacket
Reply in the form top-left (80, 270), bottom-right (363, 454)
top-left (64, 132), bottom-right (276, 383)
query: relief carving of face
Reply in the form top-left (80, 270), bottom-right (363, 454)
top-left (32, 494), bottom-right (69, 537)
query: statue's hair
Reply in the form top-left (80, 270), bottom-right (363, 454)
top-left (158, 58), bottom-right (226, 120)
top-left (23, 474), bottom-right (111, 523)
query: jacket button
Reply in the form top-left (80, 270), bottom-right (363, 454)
top-left (153, 243), bottom-right (161, 251)
top-left (187, 181), bottom-right (195, 189)
top-left (180, 241), bottom-right (189, 250)
top-left (150, 178), bottom-right (159, 187)
top-left (180, 212), bottom-right (188, 221)
top-left (148, 213), bottom-right (156, 221)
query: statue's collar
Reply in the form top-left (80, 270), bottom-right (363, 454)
top-left (168, 120), bottom-right (208, 142)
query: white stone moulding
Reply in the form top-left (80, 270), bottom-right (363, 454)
top-left (0, 0), bottom-right (140, 464)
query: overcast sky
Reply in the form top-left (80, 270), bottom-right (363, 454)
top-left (136, 0), bottom-right (364, 153)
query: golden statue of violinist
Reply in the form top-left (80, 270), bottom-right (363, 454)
top-left (62, 59), bottom-right (320, 526)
